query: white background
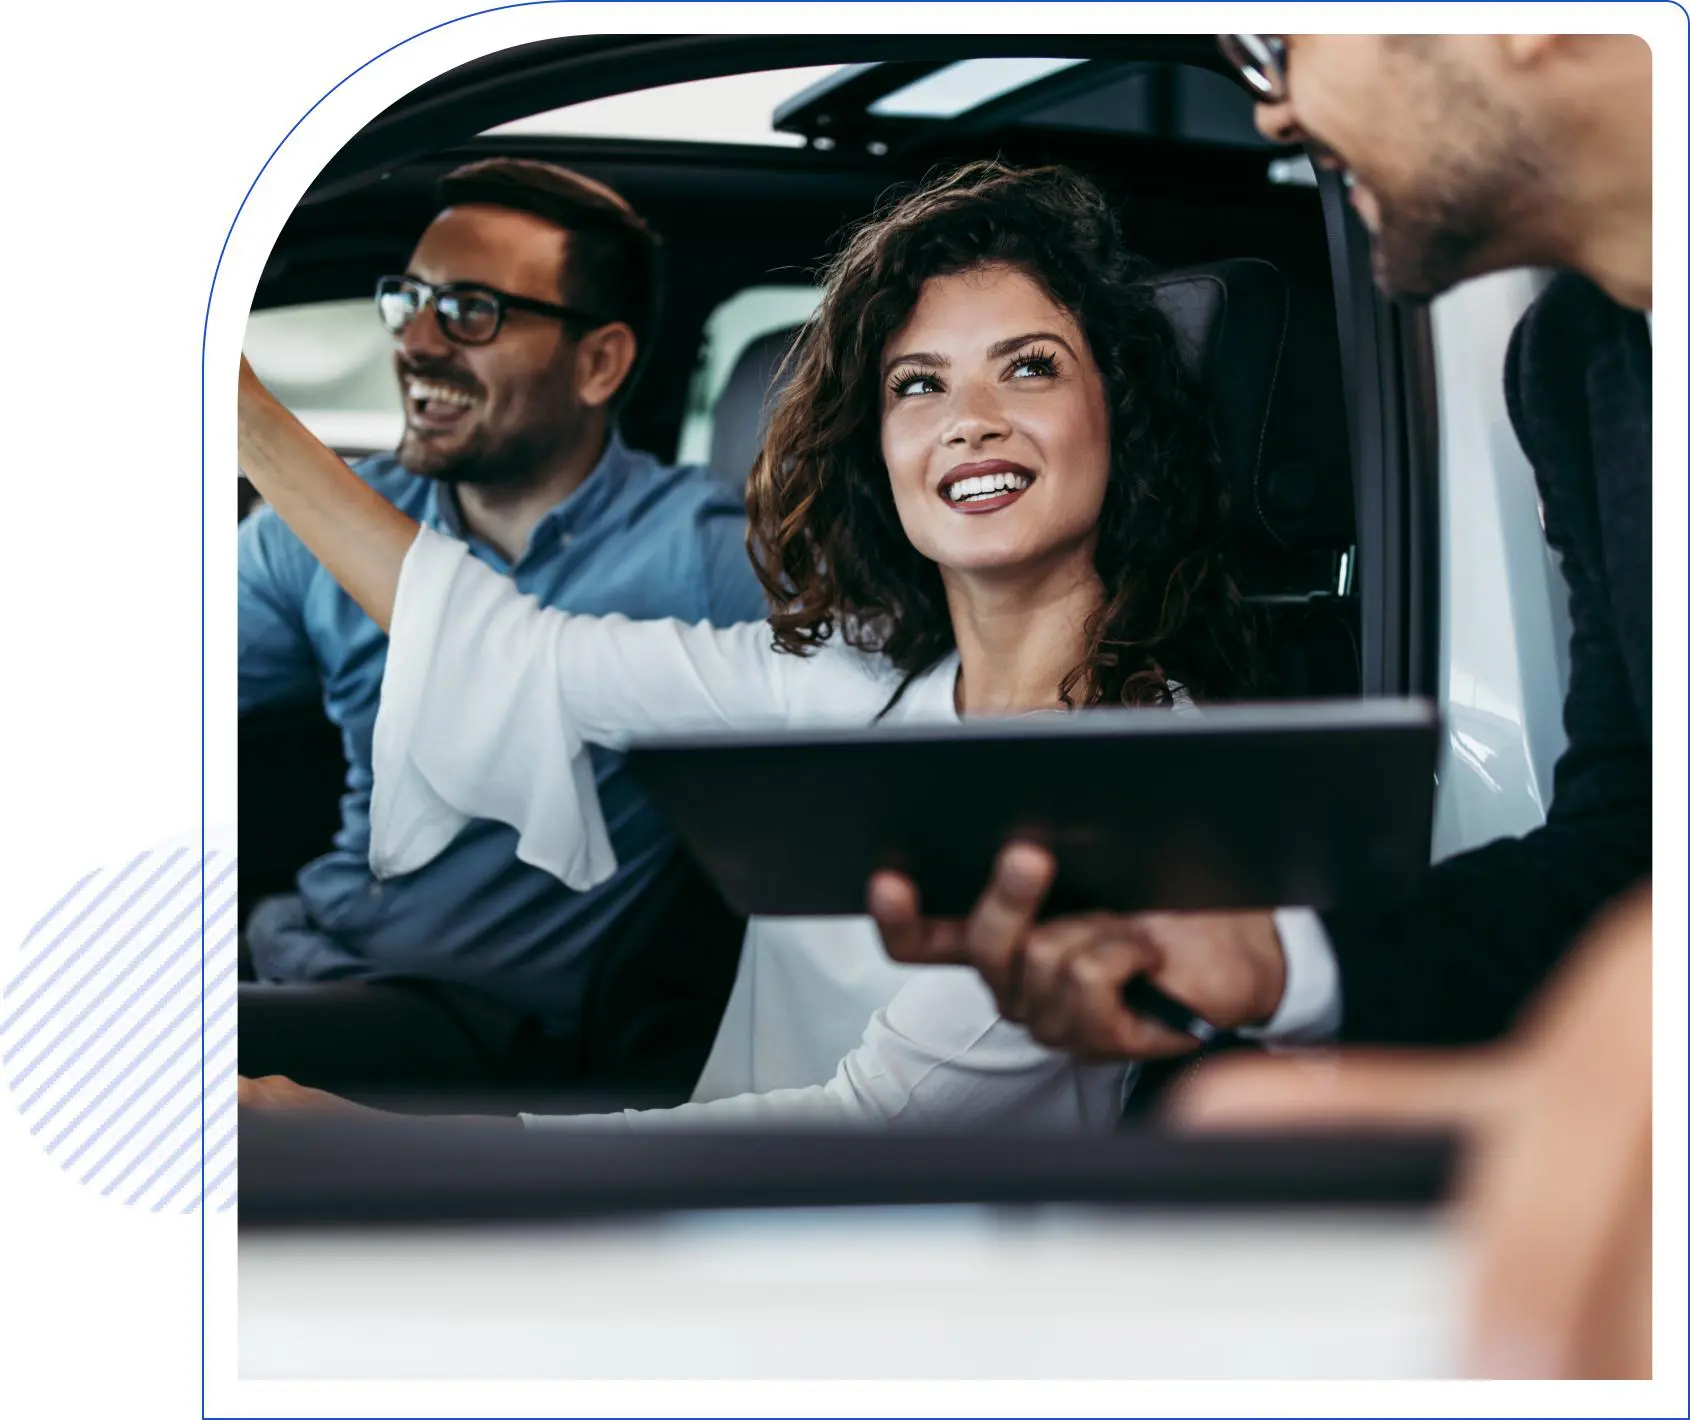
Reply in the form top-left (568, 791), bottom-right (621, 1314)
top-left (0, 2), bottom-right (1683, 1415)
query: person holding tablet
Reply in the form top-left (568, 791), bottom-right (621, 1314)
top-left (871, 38), bottom-right (1654, 1377)
top-left (236, 160), bottom-right (1256, 1131)
top-left (875, 37), bottom-right (1652, 1069)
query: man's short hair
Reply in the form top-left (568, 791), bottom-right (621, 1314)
top-left (435, 157), bottom-right (662, 402)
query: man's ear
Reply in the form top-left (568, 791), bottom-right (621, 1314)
top-left (1499, 33), bottom-right (1646, 80)
top-left (1501, 34), bottom-right (1564, 70)
top-left (573, 322), bottom-right (638, 410)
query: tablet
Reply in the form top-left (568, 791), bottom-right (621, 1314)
top-left (624, 698), bottom-right (1440, 919)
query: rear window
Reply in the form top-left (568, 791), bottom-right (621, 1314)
top-left (676, 285), bottom-right (824, 467)
top-left (245, 285), bottom-right (825, 474)
top-left (244, 299), bottom-right (402, 458)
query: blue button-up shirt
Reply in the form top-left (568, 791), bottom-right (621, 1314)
top-left (237, 433), bottom-right (766, 1032)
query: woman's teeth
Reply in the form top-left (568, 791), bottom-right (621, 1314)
top-left (943, 471), bottom-right (1032, 504)
top-left (406, 379), bottom-right (477, 411)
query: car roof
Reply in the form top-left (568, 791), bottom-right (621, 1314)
top-left (256, 37), bottom-right (1324, 464)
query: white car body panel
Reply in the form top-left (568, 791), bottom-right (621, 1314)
top-left (1426, 269), bottom-right (1572, 863)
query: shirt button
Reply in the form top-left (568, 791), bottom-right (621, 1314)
top-left (367, 883), bottom-right (383, 899)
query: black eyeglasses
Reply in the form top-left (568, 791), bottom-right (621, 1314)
top-left (1219, 34), bottom-right (1289, 104)
top-left (374, 275), bottom-right (607, 346)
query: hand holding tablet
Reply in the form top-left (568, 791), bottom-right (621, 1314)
top-left (869, 840), bottom-right (1277, 1055)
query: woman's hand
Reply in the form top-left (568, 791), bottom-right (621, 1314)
top-left (238, 1074), bottom-right (389, 1120)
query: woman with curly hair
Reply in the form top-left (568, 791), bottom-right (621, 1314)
top-left (237, 160), bottom-right (1256, 1131)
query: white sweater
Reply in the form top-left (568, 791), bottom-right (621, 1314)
top-left (371, 525), bottom-right (1183, 1133)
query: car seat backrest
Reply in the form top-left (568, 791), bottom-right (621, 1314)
top-left (1145, 258), bottom-right (1353, 558)
top-left (707, 326), bottom-right (802, 490)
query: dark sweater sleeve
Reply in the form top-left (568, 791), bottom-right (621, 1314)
top-left (1320, 283), bottom-right (1652, 1047)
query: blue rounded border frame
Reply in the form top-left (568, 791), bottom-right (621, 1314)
top-left (201, 8), bottom-right (1689, 1414)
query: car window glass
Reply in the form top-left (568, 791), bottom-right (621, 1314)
top-left (485, 67), bottom-right (843, 147)
top-left (487, 60), bottom-right (1276, 152)
top-left (675, 284), bottom-right (825, 467)
top-left (244, 299), bottom-right (402, 458)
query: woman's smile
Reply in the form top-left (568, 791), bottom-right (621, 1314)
top-left (938, 459), bottom-right (1038, 514)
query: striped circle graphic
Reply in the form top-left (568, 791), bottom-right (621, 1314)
top-left (2, 848), bottom-right (237, 1212)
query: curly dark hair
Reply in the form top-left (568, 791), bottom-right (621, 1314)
top-left (747, 159), bottom-right (1257, 707)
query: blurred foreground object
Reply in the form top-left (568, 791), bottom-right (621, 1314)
top-left (1179, 884), bottom-right (1652, 1379)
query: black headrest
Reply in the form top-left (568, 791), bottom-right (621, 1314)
top-left (706, 260), bottom-right (1351, 555)
top-left (707, 325), bottom-right (802, 489)
top-left (1146, 258), bottom-right (1350, 554)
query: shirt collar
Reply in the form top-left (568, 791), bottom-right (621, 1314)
top-left (422, 429), bottom-right (638, 558)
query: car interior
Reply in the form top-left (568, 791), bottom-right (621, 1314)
top-left (240, 36), bottom-right (1439, 1110)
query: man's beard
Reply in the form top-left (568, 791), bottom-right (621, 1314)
top-left (397, 407), bottom-right (588, 490)
top-left (1367, 183), bottom-right (1502, 303)
top-left (395, 354), bottom-right (590, 490)
top-left (1363, 94), bottom-right (1545, 304)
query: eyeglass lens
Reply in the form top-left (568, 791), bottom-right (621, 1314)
top-left (377, 280), bottom-right (502, 344)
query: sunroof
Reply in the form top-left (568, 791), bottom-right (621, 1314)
top-left (482, 58), bottom-right (1275, 156)
top-left (867, 58), bottom-right (1088, 118)
top-left (484, 66), bottom-right (846, 147)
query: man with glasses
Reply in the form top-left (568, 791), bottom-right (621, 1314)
top-left (875, 36), bottom-right (1655, 1375)
top-left (238, 159), bottom-right (766, 1099)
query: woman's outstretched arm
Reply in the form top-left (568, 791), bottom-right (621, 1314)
top-left (237, 356), bottom-right (416, 630)
top-left (524, 967), bottom-right (1132, 1134)
top-left (238, 358), bottom-right (879, 891)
